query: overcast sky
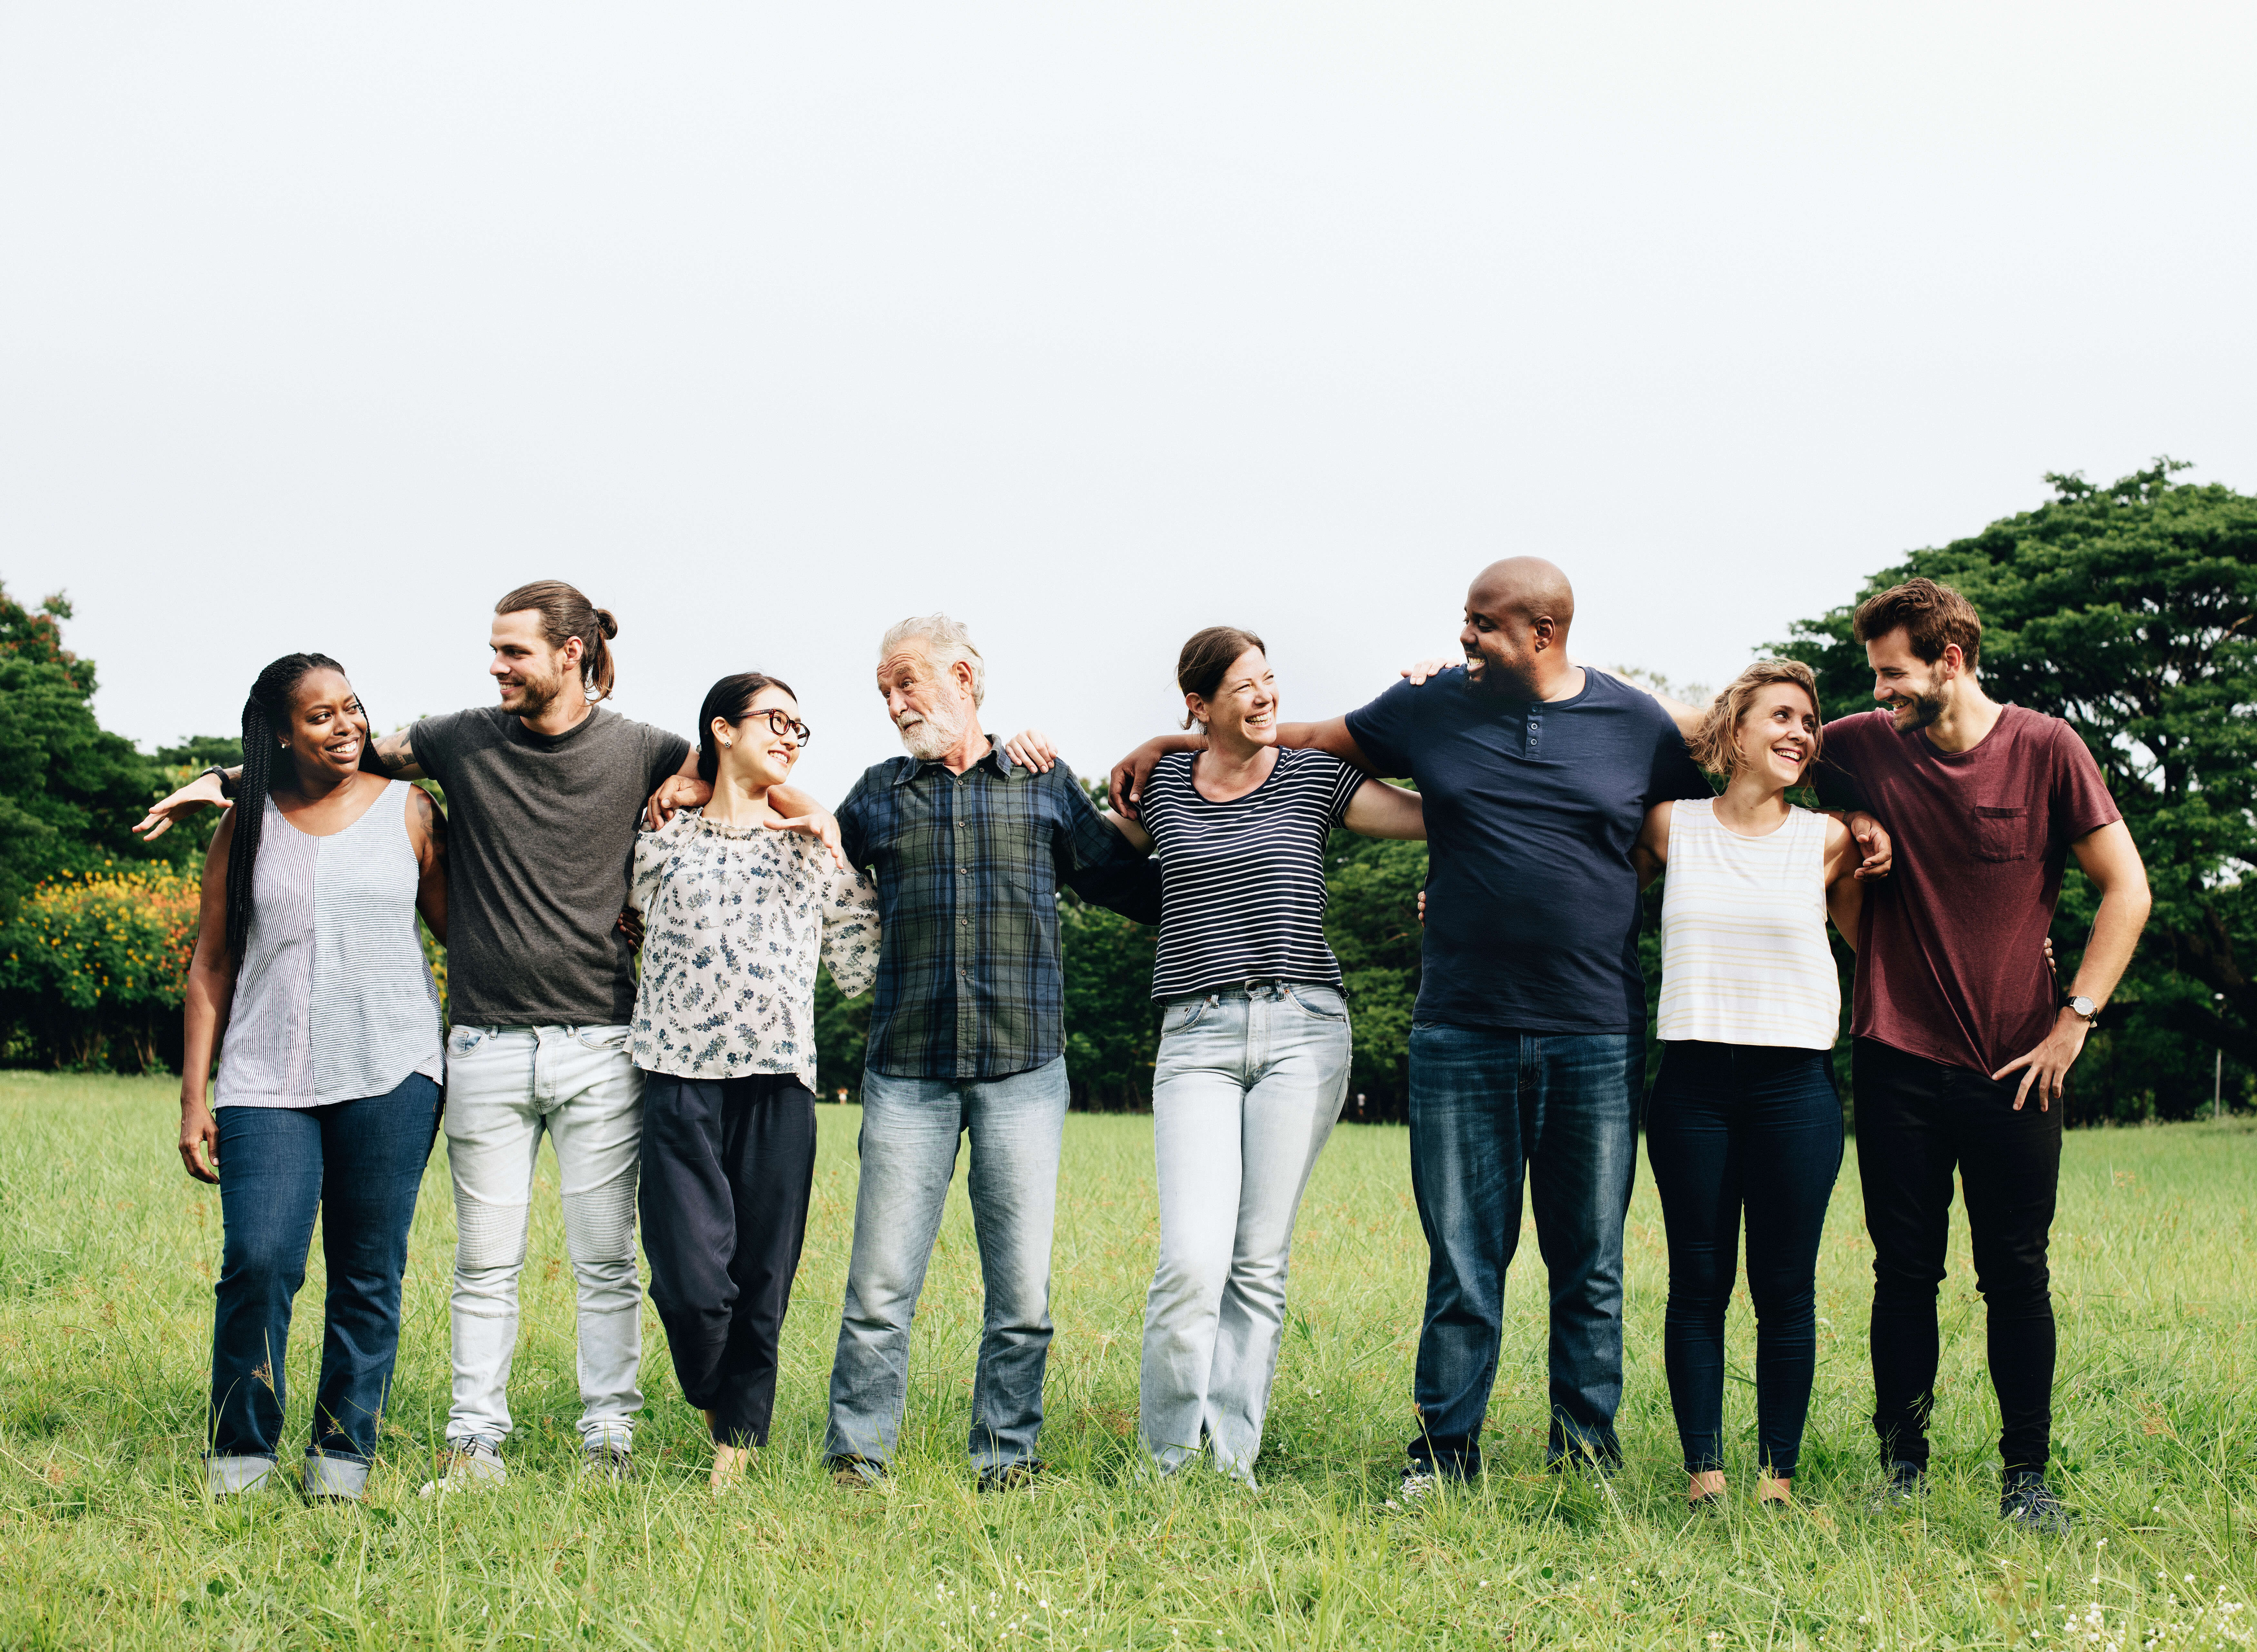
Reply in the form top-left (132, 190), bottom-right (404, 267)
top-left (4, 4), bottom-right (2251, 800)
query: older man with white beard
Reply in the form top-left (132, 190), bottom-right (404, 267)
top-left (822, 614), bottom-right (1158, 1492)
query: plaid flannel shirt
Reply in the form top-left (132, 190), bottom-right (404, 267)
top-left (838, 744), bottom-right (1160, 1081)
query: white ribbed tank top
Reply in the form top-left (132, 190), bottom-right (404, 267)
top-left (1656, 797), bottom-right (1839, 1050)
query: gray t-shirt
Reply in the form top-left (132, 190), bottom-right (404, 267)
top-left (412, 704), bottom-right (691, 1028)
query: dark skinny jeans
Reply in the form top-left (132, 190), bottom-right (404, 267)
top-left (1852, 1037), bottom-right (2063, 1476)
top-left (1645, 1041), bottom-right (1842, 1479)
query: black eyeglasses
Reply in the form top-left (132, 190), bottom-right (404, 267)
top-left (748, 709), bottom-right (812, 746)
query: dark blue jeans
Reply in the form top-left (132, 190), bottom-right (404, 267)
top-left (210, 1074), bottom-right (440, 1469)
top-left (1406, 1023), bottom-right (1640, 1477)
top-left (1645, 1041), bottom-right (1842, 1478)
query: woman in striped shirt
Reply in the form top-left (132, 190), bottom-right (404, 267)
top-left (1630, 659), bottom-right (1864, 1512)
top-left (1103, 627), bottom-right (1425, 1487)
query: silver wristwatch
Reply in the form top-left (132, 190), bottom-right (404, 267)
top-left (2062, 994), bottom-right (2096, 1023)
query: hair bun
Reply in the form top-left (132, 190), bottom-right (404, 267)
top-left (595, 608), bottom-right (619, 640)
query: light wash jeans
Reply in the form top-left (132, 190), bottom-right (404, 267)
top-left (442, 1024), bottom-right (645, 1449)
top-left (1140, 983), bottom-right (1350, 1484)
top-left (824, 1057), bottom-right (1069, 1473)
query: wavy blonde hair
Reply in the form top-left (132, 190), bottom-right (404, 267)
top-left (1689, 659), bottom-right (1823, 779)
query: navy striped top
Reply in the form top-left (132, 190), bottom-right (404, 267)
top-left (1140, 747), bottom-right (1365, 1001)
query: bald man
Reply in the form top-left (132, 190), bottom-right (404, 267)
top-left (1113, 558), bottom-right (1710, 1495)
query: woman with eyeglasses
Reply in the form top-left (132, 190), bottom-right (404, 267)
top-left (626, 672), bottom-right (879, 1488)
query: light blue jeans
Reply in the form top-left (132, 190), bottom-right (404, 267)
top-left (1141, 983), bottom-right (1351, 1484)
top-left (442, 1024), bottom-right (646, 1450)
top-left (824, 1057), bottom-right (1069, 1472)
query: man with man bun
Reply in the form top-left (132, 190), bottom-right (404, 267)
top-left (139, 580), bottom-right (836, 1491)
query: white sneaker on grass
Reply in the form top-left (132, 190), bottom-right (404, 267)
top-left (418, 1435), bottom-right (506, 1497)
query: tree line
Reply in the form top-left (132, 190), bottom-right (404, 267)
top-left (4, 460), bottom-right (2250, 1123)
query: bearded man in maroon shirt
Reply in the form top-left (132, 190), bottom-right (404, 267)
top-left (1801, 577), bottom-right (2150, 1533)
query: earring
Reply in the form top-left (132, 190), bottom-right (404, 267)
top-left (720, 738), bottom-right (732, 748)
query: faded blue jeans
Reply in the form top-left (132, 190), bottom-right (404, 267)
top-left (824, 1057), bottom-right (1069, 1473)
top-left (1406, 1023), bottom-right (1640, 1478)
top-left (1141, 983), bottom-right (1351, 1485)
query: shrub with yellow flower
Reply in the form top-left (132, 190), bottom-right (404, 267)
top-left (0, 865), bottom-right (200, 1071)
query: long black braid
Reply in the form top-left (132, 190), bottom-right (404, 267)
top-left (224, 652), bottom-right (350, 960)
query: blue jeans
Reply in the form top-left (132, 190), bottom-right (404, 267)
top-left (1406, 1023), bottom-right (1639, 1476)
top-left (1141, 983), bottom-right (1350, 1484)
top-left (209, 1074), bottom-right (440, 1492)
top-left (1645, 1041), bottom-right (1842, 1478)
top-left (824, 1056), bottom-right (1069, 1472)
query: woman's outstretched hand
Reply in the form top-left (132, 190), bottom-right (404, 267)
top-left (135, 771), bottom-right (231, 843)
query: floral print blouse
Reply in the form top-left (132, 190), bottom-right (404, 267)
top-left (628, 808), bottom-right (881, 1085)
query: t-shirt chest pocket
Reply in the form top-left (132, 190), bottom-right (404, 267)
top-left (1973, 805), bottom-right (2033, 863)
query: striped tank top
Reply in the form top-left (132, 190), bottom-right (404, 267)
top-left (214, 780), bottom-right (446, 1109)
top-left (1656, 797), bottom-right (1839, 1050)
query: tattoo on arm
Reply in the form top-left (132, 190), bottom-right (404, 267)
top-left (371, 730), bottom-right (417, 777)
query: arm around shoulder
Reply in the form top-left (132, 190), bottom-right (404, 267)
top-left (1342, 776), bottom-right (1424, 840)
top-left (1631, 800), bottom-right (1672, 890)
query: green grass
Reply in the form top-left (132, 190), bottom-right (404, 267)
top-left (0, 1073), bottom-right (2252, 1649)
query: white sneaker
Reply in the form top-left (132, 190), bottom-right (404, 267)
top-left (581, 1441), bottom-right (636, 1484)
top-left (418, 1436), bottom-right (506, 1497)
top-left (1385, 1464), bottom-right (1446, 1509)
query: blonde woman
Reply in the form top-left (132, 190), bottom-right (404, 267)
top-left (1631, 660), bottom-right (1863, 1511)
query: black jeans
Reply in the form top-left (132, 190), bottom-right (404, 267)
top-left (638, 1072), bottom-right (818, 1448)
top-left (1852, 1037), bottom-right (2063, 1475)
top-left (1645, 1042), bottom-right (1842, 1478)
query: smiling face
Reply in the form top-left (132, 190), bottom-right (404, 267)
top-left (278, 668), bottom-right (370, 788)
top-left (1187, 647), bottom-right (1278, 748)
top-left (489, 607), bottom-right (580, 717)
top-left (715, 685), bottom-right (803, 788)
top-left (1730, 681), bottom-right (1821, 786)
top-left (876, 641), bottom-right (974, 761)
top-left (1864, 626), bottom-right (1962, 731)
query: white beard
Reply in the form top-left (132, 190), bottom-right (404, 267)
top-left (895, 696), bottom-right (968, 761)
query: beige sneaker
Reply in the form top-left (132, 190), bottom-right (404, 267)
top-left (418, 1436), bottom-right (506, 1498)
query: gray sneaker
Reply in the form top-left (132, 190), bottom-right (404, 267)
top-left (205, 1455), bottom-right (277, 1496)
top-left (830, 1454), bottom-right (888, 1492)
top-left (418, 1435), bottom-right (506, 1498)
top-left (301, 1454), bottom-right (370, 1502)
top-left (2001, 1472), bottom-right (2074, 1534)
top-left (581, 1441), bottom-right (636, 1484)
top-left (1872, 1459), bottom-right (1927, 1510)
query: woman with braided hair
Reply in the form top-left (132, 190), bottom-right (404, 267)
top-left (179, 653), bottom-right (449, 1500)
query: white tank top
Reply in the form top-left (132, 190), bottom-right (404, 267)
top-left (1656, 797), bottom-right (1839, 1050)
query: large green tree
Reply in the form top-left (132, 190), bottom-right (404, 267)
top-left (1776, 460), bottom-right (2257, 1117)
top-left (0, 584), bottom-right (188, 918)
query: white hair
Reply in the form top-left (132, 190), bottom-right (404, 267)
top-left (879, 613), bottom-right (987, 708)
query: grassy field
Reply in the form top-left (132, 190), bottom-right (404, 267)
top-left (0, 1073), bottom-right (2251, 1649)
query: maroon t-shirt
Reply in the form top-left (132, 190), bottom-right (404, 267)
top-left (1812, 705), bottom-right (2120, 1077)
